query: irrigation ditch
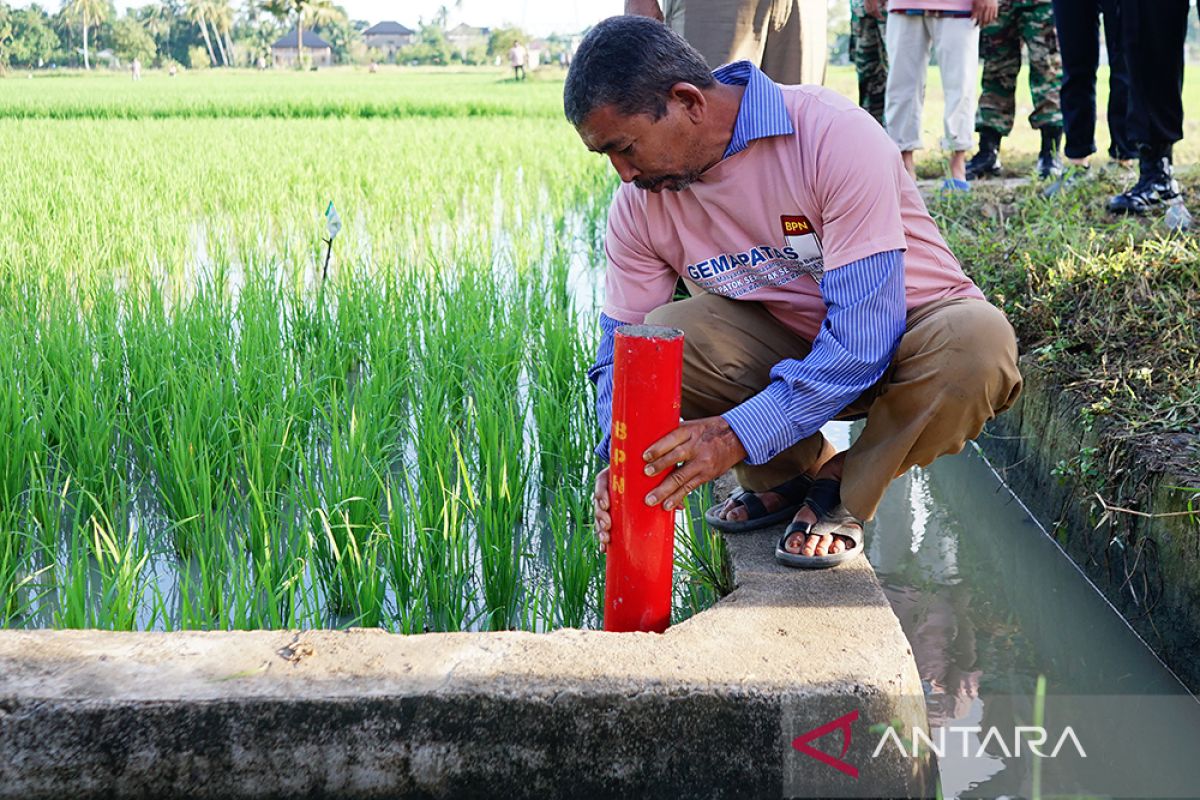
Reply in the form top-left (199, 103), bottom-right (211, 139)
top-left (977, 356), bottom-right (1200, 692)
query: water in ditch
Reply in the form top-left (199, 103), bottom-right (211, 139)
top-left (822, 420), bottom-right (1200, 798)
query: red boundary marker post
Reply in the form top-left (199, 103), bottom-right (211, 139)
top-left (603, 324), bottom-right (684, 633)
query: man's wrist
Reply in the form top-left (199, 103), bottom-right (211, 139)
top-left (720, 381), bottom-right (797, 465)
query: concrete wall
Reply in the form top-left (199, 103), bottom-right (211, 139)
top-left (0, 503), bottom-right (931, 798)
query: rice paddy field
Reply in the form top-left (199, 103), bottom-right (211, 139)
top-left (0, 68), bottom-right (730, 633)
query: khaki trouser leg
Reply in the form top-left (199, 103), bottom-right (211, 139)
top-left (644, 294), bottom-right (831, 493)
top-left (679, 0), bottom-right (827, 84)
top-left (839, 296), bottom-right (1022, 520)
top-left (643, 294), bottom-right (1023, 520)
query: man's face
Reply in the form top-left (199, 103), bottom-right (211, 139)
top-left (577, 99), bottom-right (706, 193)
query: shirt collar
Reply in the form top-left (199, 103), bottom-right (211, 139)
top-left (712, 60), bottom-right (795, 159)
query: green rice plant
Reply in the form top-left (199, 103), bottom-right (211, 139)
top-left (459, 389), bottom-right (532, 632)
top-left (0, 69), bottom-right (722, 632)
top-left (411, 459), bottom-right (477, 633)
top-left (297, 371), bottom-right (395, 621)
top-left (674, 486), bottom-right (734, 624)
top-left (544, 477), bottom-right (603, 629)
top-left (81, 495), bottom-right (149, 631)
top-left (382, 476), bottom-right (428, 634)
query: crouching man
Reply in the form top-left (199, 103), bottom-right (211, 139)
top-left (569, 17), bottom-right (1022, 568)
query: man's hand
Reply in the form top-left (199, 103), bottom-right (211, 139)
top-left (642, 416), bottom-right (748, 512)
top-left (593, 466), bottom-right (613, 553)
top-left (594, 417), bottom-right (748, 552)
top-left (625, 0), bottom-right (665, 21)
top-left (865, 0), bottom-right (884, 20)
top-left (972, 0), bottom-right (998, 27)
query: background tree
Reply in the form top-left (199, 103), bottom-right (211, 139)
top-left (184, 0), bottom-right (217, 66)
top-left (136, 1), bottom-right (175, 64)
top-left (399, 21), bottom-right (448, 65)
top-left (209, 0), bottom-right (233, 65)
top-left (111, 13), bottom-right (156, 65)
top-left (311, 6), bottom-right (359, 65)
top-left (61, 0), bottom-right (110, 69)
top-left (487, 26), bottom-right (526, 60)
top-left (8, 6), bottom-right (63, 67)
top-left (235, 0), bottom-right (280, 66)
top-left (0, 4), bottom-right (13, 74)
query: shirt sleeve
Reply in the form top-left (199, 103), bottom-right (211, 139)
top-left (587, 312), bottom-right (629, 462)
top-left (601, 186), bottom-right (678, 323)
top-left (721, 249), bottom-right (907, 464)
top-left (809, 109), bottom-right (910, 271)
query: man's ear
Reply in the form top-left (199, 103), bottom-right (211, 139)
top-left (669, 82), bottom-right (708, 123)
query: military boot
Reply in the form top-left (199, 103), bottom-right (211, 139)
top-left (965, 128), bottom-right (1002, 180)
top-left (1037, 126), bottom-right (1063, 179)
top-left (1108, 145), bottom-right (1183, 215)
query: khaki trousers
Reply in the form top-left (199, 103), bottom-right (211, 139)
top-left (664, 0), bottom-right (829, 85)
top-left (644, 294), bottom-right (1022, 521)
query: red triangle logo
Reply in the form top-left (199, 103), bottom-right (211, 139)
top-left (791, 709), bottom-right (859, 779)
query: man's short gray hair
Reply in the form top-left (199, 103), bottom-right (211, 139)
top-left (564, 16), bottom-right (715, 127)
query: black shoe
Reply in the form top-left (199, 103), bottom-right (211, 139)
top-left (1108, 146), bottom-right (1182, 215)
top-left (966, 128), bottom-right (1003, 180)
top-left (1037, 126), bottom-right (1063, 179)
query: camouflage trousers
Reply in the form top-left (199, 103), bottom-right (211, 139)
top-left (976, 0), bottom-right (1064, 135)
top-left (850, 0), bottom-right (888, 125)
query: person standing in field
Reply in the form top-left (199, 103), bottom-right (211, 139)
top-left (567, 17), bottom-right (1022, 569)
top-left (1043, 0), bottom-right (1135, 196)
top-left (131, 58), bottom-right (142, 81)
top-left (883, 0), bottom-right (998, 190)
top-left (964, 0), bottom-right (1064, 180)
top-left (624, 0), bottom-right (829, 85)
top-left (1106, 0), bottom-right (1192, 224)
top-left (851, 0), bottom-right (888, 126)
top-left (509, 40), bottom-right (528, 81)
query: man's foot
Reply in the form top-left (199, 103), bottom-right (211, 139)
top-left (706, 473), bottom-right (814, 532)
top-left (778, 454), bottom-right (859, 558)
top-left (779, 498), bottom-right (860, 558)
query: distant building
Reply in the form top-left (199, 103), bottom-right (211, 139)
top-left (446, 22), bottom-right (490, 58)
top-left (271, 29), bottom-right (333, 68)
top-left (363, 21), bottom-right (415, 60)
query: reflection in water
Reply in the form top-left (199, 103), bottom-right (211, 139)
top-left (845, 418), bottom-right (1200, 799)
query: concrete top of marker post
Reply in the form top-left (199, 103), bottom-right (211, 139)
top-left (0, 475), bottom-right (930, 799)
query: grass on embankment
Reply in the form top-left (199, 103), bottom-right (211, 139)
top-left (929, 171), bottom-right (1199, 487)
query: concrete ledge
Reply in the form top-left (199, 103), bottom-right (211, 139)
top-left (0, 511), bottom-right (929, 798)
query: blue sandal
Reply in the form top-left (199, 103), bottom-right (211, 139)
top-left (774, 478), bottom-right (864, 569)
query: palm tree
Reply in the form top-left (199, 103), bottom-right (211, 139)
top-left (185, 0), bottom-right (217, 66)
top-left (61, 0), bottom-right (108, 70)
top-left (141, 1), bottom-right (175, 62)
top-left (208, 0), bottom-right (233, 65)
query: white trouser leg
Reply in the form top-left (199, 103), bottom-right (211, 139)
top-left (931, 16), bottom-right (981, 152)
top-left (884, 14), bottom-right (932, 152)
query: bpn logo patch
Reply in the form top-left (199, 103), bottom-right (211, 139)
top-left (780, 214), bottom-right (814, 237)
top-left (780, 214), bottom-right (824, 281)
